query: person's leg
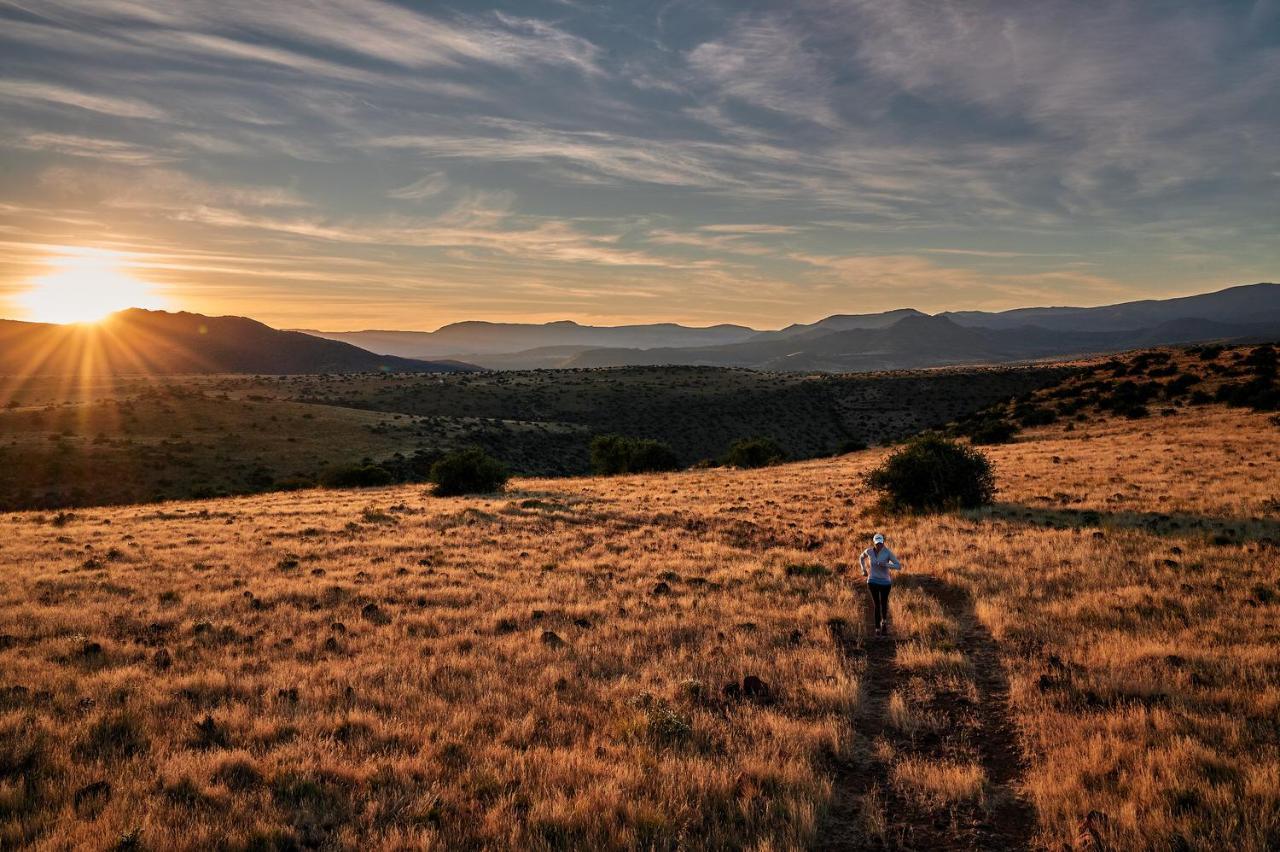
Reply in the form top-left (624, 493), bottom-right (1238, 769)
top-left (880, 584), bottom-right (892, 632)
top-left (871, 585), bottom-right (887, 631)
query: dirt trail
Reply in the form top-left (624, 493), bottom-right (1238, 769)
top-left (816, 575), bottom-right (1037, 851)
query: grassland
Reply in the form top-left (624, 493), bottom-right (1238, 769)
top-left (2, 357), bottom-right (1277, 849)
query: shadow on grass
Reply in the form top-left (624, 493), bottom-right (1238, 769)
top-left (815, 576), bottom-right (1036, 852)
top-left (973, 502), bottom-right (1279, 545)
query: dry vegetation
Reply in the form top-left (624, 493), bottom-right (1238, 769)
top-left (2, 350), bottom-right (1279, 850)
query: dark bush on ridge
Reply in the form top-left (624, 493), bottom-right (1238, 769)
top-left (590, 435), bottom-right (681, 475)
top-left (321, 464), bottom-right (393, 489)
top-left (968, 419), bottom-right (1018, 445)
top-left (429, 448), bottom-right (508, 496)
top-left (834, 438), bottom-right (868, 455)
top-left (725, 436), bottom-right (785, 469)
top-left (866, 434), bottom-right (995, 512)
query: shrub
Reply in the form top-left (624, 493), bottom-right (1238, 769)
top-left (725, 437), bottom-right (785, 469)
top-left (589, 435), bottom-right (680, 475)
top-left (1015, 406), bottom-right (1057, 427)
top-left (834, 438), bottom-right (868, 455)
top-left (968, 419), bottom-right (1018, 445)
top-left (865, 435), bottom-right (995, 512)
top-left (430, 448), bottom-right (508, 496)
top-left (320, 464), bottom-right (392, 489)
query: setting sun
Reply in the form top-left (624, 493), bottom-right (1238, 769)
top-left (16, 248), bottom-right (166, 325)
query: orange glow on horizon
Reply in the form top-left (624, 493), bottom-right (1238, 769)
top-left (15, 247), bottom-right (168, 325)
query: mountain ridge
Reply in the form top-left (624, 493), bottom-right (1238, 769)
top-left (296, 282), bottom-right (1277, 369)
top-left (0, 309), bottom-right (475, 376)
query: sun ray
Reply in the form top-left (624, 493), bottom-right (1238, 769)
top-left (14, 247), bottom-right (166, 326)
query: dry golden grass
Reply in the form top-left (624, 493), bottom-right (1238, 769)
top-left (1, 398), bottom-right (1278, 850)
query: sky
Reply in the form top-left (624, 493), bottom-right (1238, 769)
top-left (0, 0), bottom-right (1277, 331)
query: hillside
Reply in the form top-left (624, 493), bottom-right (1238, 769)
top-left (2, 395), bottom-right (1276, 849)
top-left (0, 364), bottom-right (1070, 510)
top-left (945, 281), bottom-right (1280, 331)
top-left (0, 310), bottom-right (473, 377)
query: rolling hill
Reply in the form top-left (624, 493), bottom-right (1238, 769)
top-left (0, 309), bottom-right (475, 376)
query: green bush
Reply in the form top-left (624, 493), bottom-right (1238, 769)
top-left (834, 438), bottom-right (868, 455)
top-left (865, 434), bottom-right (995, 512)
top-left (968, 419), bottom-right (1018, 445)
top-left (321, 464), bottom-right (393, 488)
top-left (430, 448), bottom-right (508, 496)
top-left (725, 436), bottom-right (785, 469)
top-left (590, 435), bottom-right (680, 475)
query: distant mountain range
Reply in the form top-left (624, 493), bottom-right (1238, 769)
top-left (296, 320), bottom-right (756, 360)
top-left (0, 309), bottom-right (475, 376)
top-left (302, 283), bottom-right (1280, 371)
top-left (1, 283), bottom-right (1275, 377)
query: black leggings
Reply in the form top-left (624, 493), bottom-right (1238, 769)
top-left (869, 583), bottom-right (891, 629)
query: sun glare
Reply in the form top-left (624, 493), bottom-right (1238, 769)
top-left (16, 248), bottom-right (166, 325)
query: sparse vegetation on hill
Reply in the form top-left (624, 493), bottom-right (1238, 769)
top-left (0, 363), bottom-right (1070, 510)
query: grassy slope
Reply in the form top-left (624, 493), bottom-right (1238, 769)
top-left (1, 400), bottom-right (1277, 849)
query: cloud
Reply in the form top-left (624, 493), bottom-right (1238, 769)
top-left (687, 16), bottom-right (840, 127)
top-left (4, 132), bottom-right (174, 165)
top-left (388, 172), bottom-right (450, 202)
top-left (0, 79), bottom-right (166, 119)
top-left (0, 1), bottom-right (1274, 328)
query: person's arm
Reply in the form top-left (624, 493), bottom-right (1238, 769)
top-left (858, 548), bottom-right (870, 576)
top-left (886, 548), bottom-right (902, 571)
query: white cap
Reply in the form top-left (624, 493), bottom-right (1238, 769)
top-left (873, 533), bottom-right (885, 544)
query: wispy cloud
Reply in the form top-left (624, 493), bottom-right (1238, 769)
top-left (0, 79), bottom-right (166, 119)
top-left (0, 0), bottom-right (1274, 328)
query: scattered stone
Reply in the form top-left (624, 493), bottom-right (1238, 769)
top-left (276, 687), bottom-right (299, 703)
top-left (79, 641), bottom-right (103, 657)
top-left (152, 648), bottom-right (172, 670)
top-left (651, 582), bottom-right (671, 596)
top-left (0, 634), bottom-right (16, 650)
top-left (788, 629), bottom-right (803, 646)
top-left (540, 631), bottom-right (566, 649)
top-left (531, 610), bottom-right (546, 621)
top-left (322, 636), bottom-right (342, 653)
top-left (330, 622), bottom-right (346, 634)
top-left (573, 618), bottom-right (593, 629)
